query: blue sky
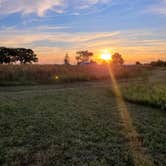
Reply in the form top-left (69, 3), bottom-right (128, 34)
top-left (0, 0), bottom-right (166, 63)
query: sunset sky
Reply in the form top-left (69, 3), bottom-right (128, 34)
top-left (0, 0), bottom-right (166, 64)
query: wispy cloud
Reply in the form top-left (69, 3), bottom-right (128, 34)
top-left (147, 0), bottom-right (166, 16)
top-left (0, 26), bottom-right (120, 46)
top-left (0, 0), bottom-right (63, 16)
top-left (0, 0), bottom-right (112, 16)
top-left (0, 27), bottom-right (165, 63)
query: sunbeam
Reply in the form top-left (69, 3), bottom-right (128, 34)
top-left (107, 65), bottom-right (154, 166)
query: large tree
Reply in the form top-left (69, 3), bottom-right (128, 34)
top-left (112, 53), bottom-right (124, 65)
top-left (76, 50), bottom-right (93, 64)
top-left (16, 48), bottom-right (38, 64)
top-left (0, 47), bottom-right (38, 64)
top-left (0, 47), bottom-right (11, 64)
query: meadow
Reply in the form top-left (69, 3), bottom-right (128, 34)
top-left (118, 68), bottom-right (166, 110)
top-left (0, 84), bottom-right (165, 166)
top-left (0, 64), bottom-right (149, 85)
top-left (0, 65), bottom-right (165, 165)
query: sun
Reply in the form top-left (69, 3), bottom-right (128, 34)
top-left (100, 50), bottom-right (112, 61)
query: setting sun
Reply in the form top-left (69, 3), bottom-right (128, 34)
top-left (100, 50), bottom-right (112, 61)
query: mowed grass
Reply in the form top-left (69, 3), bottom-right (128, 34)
top-left (128, 104), bottom-right (166, 166)
top-left (0, 85), bottom-right (165, 165)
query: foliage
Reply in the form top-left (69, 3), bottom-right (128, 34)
top-left (136, 61), bottom-right (142, 65)
top-left (0, 47), bottom-right (38, 64)
top-left (0, 47), bottom-right (13, 64)
top-left (150, 60), bottom-right (166, 67)
top-left (111, 53), bottom-right (124, 65)
top-left (76, 50), bottom-right (93, 64)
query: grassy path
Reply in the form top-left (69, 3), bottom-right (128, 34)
top-left (115, 96), bottom-right (155, 166)
top-left (0, 85), bottom-right (165, 165)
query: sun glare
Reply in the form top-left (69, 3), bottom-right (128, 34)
top-left (100, 50), bottom-right (112, 61)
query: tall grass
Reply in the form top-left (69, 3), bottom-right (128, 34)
top-left (0, 64), bottom-right (149, 86)
top-left (119, 82), bottom-right (166, 110)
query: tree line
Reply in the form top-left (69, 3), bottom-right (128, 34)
top-left (64, 50), bottom-right (124, 65)
top-left (0, 47), bottom-right (38, 64)
top-left (150, 60), bottom-right (166, 67)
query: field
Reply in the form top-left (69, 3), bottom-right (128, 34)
top-left (0, 64), bottom-right (149, 86)
top-left (0, 65), bottom-right (165, 166)
top-left (119, 68), bottom-right (166, 110)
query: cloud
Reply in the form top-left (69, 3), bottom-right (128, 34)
top-left (147, 0), bottom-right (166, 16)
top-left (0, 0), bottom-right (111, 16)
top-left (0, 28), bottom-right (165, 49)
top-left (0, 0), bottom-right (63, 16)
top-left (0, 33), bottom-right (121, 52)
top-left (0, 26), bottom-right (120, 46)
top-left (0, 27), bottom-right (166, 64)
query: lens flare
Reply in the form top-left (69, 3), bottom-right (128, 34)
top-left (100, 50), bottom-right (112, 61)
top-left (107, 65), bottom-right (154, 165)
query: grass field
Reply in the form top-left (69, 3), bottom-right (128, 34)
top-left (118, 68), bottom-right (166, 110)
top-left (0, 65), bottom-right (165, 165)
top-left (0, 84), bottom-right (165, 166)
top-left (0, 64), bottom-right (150, 86)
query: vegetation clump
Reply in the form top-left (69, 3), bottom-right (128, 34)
top-left (120, 83), bottom-right (166, 110)
top-left (0, 47), bottom-right (38, 64)
top-left (150, 60), bottom-right (166, 67)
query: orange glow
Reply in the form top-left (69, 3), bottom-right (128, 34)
top-left (100, 50), bottom-right (112, 61)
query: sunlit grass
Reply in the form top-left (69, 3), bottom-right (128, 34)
top-left (0, 64), bottom-right (149, 86)
top-left (120, 83), bottom-right (166, 110)
top-left (108, 66), bottom-right (154, 166)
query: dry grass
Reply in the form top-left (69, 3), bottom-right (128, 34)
top-left (0, 64), bottom-right (150, 85)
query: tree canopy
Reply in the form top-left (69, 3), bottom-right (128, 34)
top-left (0, 47), bottom-right (38, 64)
top-left (112, 53), bottom-right (124, 65)
top-left (76, 50), bottom-right (93, 64)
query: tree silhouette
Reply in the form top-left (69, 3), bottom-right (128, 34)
top-left (150, 60), bottom-right (166, 67)
top-left (136, 61), bottom-right (142, 65)
top-left (0, 47), bottom-right (38, 64)
top-left (112, 53), bottom-right (124, 65)
top-left (64, 53), bottom-right (70, 65)
top-left (76, 50), bottom-right (93, 65)
top-left (16, 48), bottom-right (38, 64)
top-left (0, 47), bottom-right (11, 64)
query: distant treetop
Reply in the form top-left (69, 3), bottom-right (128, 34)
top-left (111, 53), bottom-right (124, 65)
top-left (64, 53), bottom-right (70, 65)
top-left (76, 50), bottom-right (93, 65)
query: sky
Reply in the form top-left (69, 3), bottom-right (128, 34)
top-left (0, 0), bottom-right (166, 64)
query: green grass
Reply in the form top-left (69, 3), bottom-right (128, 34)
top-left (0, 85), bottom-right (165, 165)
top-left (128, 104), bottom-right (166, 166)
top-left (118, 68), bottom-right (166, 110)
top-left (120, 83), bottom-right (166, 110)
